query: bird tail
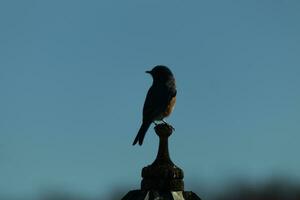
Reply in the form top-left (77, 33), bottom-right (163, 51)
top-left (133, 121), bottom-right (152, 145)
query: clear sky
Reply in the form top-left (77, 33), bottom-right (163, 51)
top-left (1, 0), bottom-right (300, 199)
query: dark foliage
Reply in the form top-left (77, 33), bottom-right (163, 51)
top-left (2, 178), bottom-right (300, 200)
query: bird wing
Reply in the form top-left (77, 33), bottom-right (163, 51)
top-left (142, 86), bottom-right (161, 121)
top-left (142, 83), bottom-right (176, 122)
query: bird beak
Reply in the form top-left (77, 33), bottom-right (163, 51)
top-left (145, 70), bottom-right (151, 74)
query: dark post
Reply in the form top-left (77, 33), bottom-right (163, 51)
top-left (121, 124), bottom-right (202, 200)
top-left (141, 124), bottom-right (184, 191)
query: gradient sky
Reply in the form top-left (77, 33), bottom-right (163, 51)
top-left (1, 0), bottom-right (300, 199)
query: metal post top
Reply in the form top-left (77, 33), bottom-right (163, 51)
top-left (121, 123), bottom-right (202, 200)
top-left (141, 123), bottom-right (184, 191)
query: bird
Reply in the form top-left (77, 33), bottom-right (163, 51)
top-left (133, 65), bottom-right (177, 146)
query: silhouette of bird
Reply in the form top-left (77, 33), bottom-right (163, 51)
top-left (133, 65), bottom-right (177, 145)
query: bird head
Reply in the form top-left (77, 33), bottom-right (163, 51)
top-left (146, 65), bottom-right (174, 82)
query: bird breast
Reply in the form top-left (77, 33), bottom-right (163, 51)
top-left (160, 96), bottom-right (176, 119)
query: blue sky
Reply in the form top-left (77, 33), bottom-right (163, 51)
top-left (1, 0), bottom-right (300, 199)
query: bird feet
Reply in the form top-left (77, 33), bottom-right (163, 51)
top-left (168, 124), bottom-right (175, 131)
top-left (161, 120), bottom-right (175, 131)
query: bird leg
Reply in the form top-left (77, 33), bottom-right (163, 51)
top-left (162, 120), bottom-right (175, 131)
